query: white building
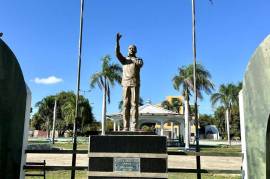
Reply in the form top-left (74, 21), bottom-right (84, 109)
top-left (107, 102), bottom-right (185, 140)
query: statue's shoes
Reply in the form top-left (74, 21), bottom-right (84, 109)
top-left (130, 127), bottom-right (136, 132)
top-left (130, 123), bottom-right (137, 132)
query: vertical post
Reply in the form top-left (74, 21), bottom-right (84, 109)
top-left (239, 90), bottom-right (248, 178)
top-left (101, 79), bottom-right (107, 135)
top-left (184, 100), bottom-right (190, 149)
top-left (171, 122), bottom-right (174, 139)
top-left (117, 122), bottom-right (120, 131)
top-left (226, 109), bottom-right (231, 145)
top-left (113, 121), bottom-right (116, 132)
top-left (46, 118), bottom-right (50, 139)
top-left (160, 121), bottom-right (164, 136)
top-left (52, 99), bottom-right (57, 144)
top-left (191, 0), bottom-right (201, 178)
top-left (71, 0), bottom-right (84, 178)
top-left (176, 123), bottom-right (180, 138)
top-left (180, 122), bottom-right (185, 141)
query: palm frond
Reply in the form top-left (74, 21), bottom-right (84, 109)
top-left (99, 76), bottom-right (105, 88)
top-left (210, 92), bottom-right (223, 107)
top-left (90, 55), bottom-right (122, 105)
top-left (90, 72), bottom-right (103, 89)
top-left (102, 55), bottom-right (111, 71)
top-left (172, 75), bottom-right (181, 90)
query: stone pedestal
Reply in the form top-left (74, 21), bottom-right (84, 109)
top-left (88, 132), bottom-right (168, 179)
top-left (0, 39), bottom-right (29, 179)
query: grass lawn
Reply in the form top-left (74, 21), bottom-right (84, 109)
top-left (167, 145), bottom-right (241, 153)
top-left (29, 138), bottom-right (241, 153)
top-left (199, 145), bottom-right (241, 153)
top-left (50, 142), bottom-right (241, 153)
top-left (25, 171), bottom-right (241, 179)
top-left (169, 173), bottom-right (241, 179)
top-left (52, 142), bottom-right (88, 150)
top-left (27, 141), bottom-right (241, 178)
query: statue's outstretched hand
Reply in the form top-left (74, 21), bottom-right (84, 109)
top-left (116, 33), bottom-right (122, 41)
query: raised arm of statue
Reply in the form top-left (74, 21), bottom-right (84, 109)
top-left (115, 33), bottom-right (126, 64)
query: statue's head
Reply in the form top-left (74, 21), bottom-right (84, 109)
top-left (128, 44), bottom-right (137, 57)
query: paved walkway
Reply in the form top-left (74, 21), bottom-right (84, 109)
top-left (26, 154), bottom-right (241, 170)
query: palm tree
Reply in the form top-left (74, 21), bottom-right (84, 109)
top-left (79, 99), bottom-right (93, 134)
top-left (172, 63), bottom-right (214, 149)
top-left (35, 96), bottom-right (55, 138)
top-left (90, 55), bottom-right (122, 135)
top-left (213, 106), bottom-right (226, 137)
top-left (161, 100), bottom-right (173, 111)
top-left (61, 96), bottom-right (76, 126)
top-left (32, 91), bottom-right (94, 137)
top-left (211, 83), bottom-right (241, 145)
top-left (161, 98), bottom-right (182, 114)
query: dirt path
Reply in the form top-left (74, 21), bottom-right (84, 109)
top-left (26, 154), bottom-right (241, 170)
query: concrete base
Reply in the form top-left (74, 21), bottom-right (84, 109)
top-left (88, 132), bottom-right (168, 179)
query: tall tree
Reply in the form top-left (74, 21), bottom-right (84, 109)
top-left (30, 113), bottom-right (47, 131)
top-left (31, 91), bottom-right (94, 136)
top-left (213, 106), bottom-right (226, 137)
top-left (161, 98), bottom-right (182, 114)
top-left (54, 92), bottom-right (75, 135)
top-left (172, 63), bottom-right (214, 149)
top-left (59, 91), bottom-right (94, 134)
top-left (211, 83), bottom-right (241, 145)
top-left (79, 100), bottom-right (93, 134)
top-left (35, 95), bottom-right (55, 138)
top-left (90, 55), bottom-right (122, 135)
top-left (161, 100), bottom-right (173, 111)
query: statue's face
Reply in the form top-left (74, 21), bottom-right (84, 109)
top-left (128, 45), bottom-right (137, 56)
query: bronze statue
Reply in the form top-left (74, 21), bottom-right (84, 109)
top-left (115, 33), bottom-right (143, 131)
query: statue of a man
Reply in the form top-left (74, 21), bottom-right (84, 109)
top-left (115, 33), bottom-right (143, 131)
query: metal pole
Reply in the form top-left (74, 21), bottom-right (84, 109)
top-left (52, 99), bottom-right (57, 144)
top-left (71, 0), bottom-right (84, 178)
top-left (191, 0), bottom-right (201, 178)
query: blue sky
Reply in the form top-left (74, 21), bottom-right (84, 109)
top-left (1, 0), bottom-right (269, 121)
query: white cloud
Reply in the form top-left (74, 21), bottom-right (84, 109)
top-left (33, 76), bottom-right (63, 85)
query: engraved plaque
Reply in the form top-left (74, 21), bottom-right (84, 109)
top-left (113, 158), bottom-right (140, 172)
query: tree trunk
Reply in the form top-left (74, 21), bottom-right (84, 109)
top-left (80, 108), bottom-right (84, 134)
top-left (81, 118), bottom-right (84, 135)
top-left (47, 117), bottom-right (50, 138)
top-left (52, 99), bottom-right (57, 144)
top-left (226, 108), bottom-right (231, 145)
top-left (101, 83), bottom-right (107, 135)
top-left (184, 99), bottom-right (190, 149)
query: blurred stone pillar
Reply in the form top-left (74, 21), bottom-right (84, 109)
top-left (160, 121), bottom-right (164, 136)
top-left (180, 121), bottom-right (185, 141)
top-left (117, 121), bottom-right (120, 131)
top-left (113, 121), bottom-right (116, 132)
top-left (177, 123), bottom-right (180, 138)
top-left (171, 122), bottom-right (174, 139)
